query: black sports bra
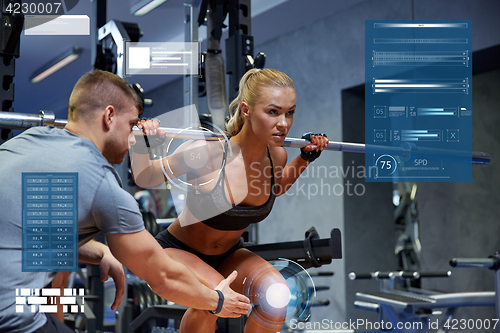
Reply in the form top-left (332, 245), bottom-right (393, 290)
top-left (185, 143), bottom-right (276, 231)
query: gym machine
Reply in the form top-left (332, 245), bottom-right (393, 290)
top-left (350, 269), bottom-right (495, 333)
top-left (0, 0), bottom-right (23, 145)
top-left (195, 0), bottom-right (266, 129)
top-left (450, 252), bottom-right (500, 333)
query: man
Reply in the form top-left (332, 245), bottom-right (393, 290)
top-left (0, 70), bottom-right (251, 332)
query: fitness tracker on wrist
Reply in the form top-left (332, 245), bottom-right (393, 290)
top-left (208, 289), bottom-right (224, 315)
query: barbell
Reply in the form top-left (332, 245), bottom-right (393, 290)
top-left (0, 110), bottom-right (491, 165)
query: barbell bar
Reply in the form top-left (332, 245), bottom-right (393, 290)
top-left (0, 110), bottom-right (68, 130)
top-left (143, 127), bottom-right (490, 165)
top-left (0, 110), bottom-right (491, 165)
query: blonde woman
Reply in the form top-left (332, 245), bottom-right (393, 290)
top-left (131, 68), bottom-right (328, 332)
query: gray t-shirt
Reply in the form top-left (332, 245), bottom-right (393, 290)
top-left (0, 126), bottom-right (144, 332)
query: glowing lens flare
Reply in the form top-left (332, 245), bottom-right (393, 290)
top-left (265, 283), bottom-right (291, 308)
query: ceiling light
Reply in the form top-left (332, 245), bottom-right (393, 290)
top-left (30, 47), bottom-right (83, 83)
top-left (131, 0), bottom-right (168, 16)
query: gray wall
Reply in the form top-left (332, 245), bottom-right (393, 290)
top-left (342, 86), bottom-right (395, 322)
top-left (143, 0), bottom-right (500, 327)
top-left (141, 78), bottom-right (184, 118)
top-left (419, 68), bottom-right (500, 321)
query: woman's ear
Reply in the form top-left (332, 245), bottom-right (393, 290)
top-left (240, 102), bottom-right (250, 118)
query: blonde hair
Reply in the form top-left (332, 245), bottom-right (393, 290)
top-left (226, 68), bottom-right (295, 136)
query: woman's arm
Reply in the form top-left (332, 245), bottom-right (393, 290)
top-left (130, 119), bottom-right (221, 188)
top-left (274, 134), bottom-right (329, 196)
top-left (275, 154), bottom-right (308, 196)
top-left (131, 139), bottom-right (224, 188)
top-left (131, 147), bottom-right (187, 188)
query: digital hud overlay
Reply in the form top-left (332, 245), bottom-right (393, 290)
top-left (365, 21), bottom-right (472, 182)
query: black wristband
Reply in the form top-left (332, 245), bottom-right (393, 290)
top-left (208, 289), bottom-right (224, 315)
top-left (300, 132), bottom-right (327, 163)
top-left (131, 133), bottom-right (165, 154)
top-left (131, 115), bottom-right (166, 155)
top-left (131, 118), bottom-right (164, 154)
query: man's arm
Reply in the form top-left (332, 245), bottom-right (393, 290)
top-left (106, 230), bottom-right (251, 317)
top-left (78, 239), bottom-right (111, 264)
top-left (78, 240), bottom-right (125, 311)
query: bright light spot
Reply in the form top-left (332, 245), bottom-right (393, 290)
top-left (265, 283), bottom-right (290, 308)
top-left (392, 190), bottom-right (400, 206)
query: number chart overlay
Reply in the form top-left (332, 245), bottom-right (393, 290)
top-left (365, 21), bottom-right (472, 182)
top-left (22, 173), bottom-right (78, 272)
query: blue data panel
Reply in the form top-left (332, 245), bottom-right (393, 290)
top-left (365, 21), bottom-right (472, 182)
top-left (22, 173), bottom-right (78, 272)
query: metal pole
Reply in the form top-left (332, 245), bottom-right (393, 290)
top-left (493, 252), bottom-right (500, 324)
top-left (90, 0), bottom-right (106, 69)
top-left (0, 110), bottom-right (66, 129)
top-left (184, 0), bottom-right (201, 128)
top-left (143, 127), bottom-right (490, 165)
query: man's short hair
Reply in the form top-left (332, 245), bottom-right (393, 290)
top-left (68, 70), bottom-right (143, 121)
